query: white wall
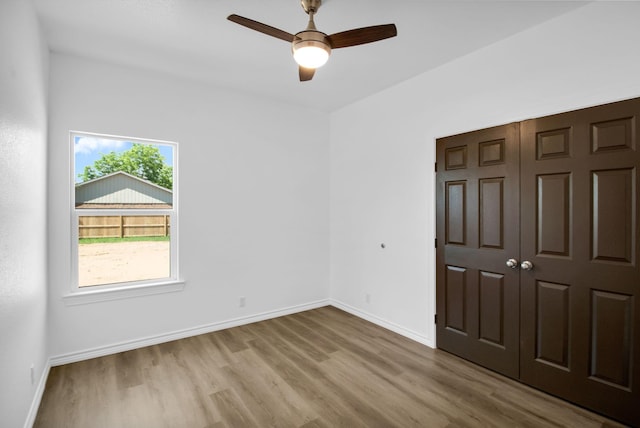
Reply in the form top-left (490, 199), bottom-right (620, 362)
top-left (0, 0), bottom-right (49, 426)
top-left (47, 54), bottom-right (330, 358)
top-left (329, 2), bottom-right (640, 347)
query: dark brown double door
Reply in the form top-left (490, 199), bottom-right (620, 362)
top-left (436, 98), bottom-right (640, 426)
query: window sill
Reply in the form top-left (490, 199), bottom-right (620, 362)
top-left (63, 280), bottom-right (185, 306)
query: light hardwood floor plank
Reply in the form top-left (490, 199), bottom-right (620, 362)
top-left (34, 306), bottom-right (626, 427)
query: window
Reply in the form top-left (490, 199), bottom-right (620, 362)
top-left (70, 131), bottom-right (179, 298)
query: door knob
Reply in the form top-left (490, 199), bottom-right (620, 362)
top-left (506, 258), bottom-right (519, 269)
top-left (520, 260), bottom-right (534, 271)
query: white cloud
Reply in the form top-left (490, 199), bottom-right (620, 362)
top-left (74, 136), bottom-right (127, 155)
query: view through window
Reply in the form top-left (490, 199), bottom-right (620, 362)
top-left (72, 132), bottom-right (177, 288)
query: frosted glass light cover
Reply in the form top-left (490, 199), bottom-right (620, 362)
top-left (293, 44), bottom-right (330, 68)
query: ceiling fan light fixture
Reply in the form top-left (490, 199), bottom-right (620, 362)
top-left (228, 0), bottom-right (397, 82)
top-left (292, 32), bottom-right (331, 69)
top-left (293, 42), bottom-right (330, 68)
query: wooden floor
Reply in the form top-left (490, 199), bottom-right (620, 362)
top-left (35, 306), bottom-right (624, 428)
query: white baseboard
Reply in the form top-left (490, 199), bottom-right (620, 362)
top-left (50, 299), bottom-right (331, 366)
top-left (24, 359), bottom-right (51, 428)
top-left (330, 299), bottom-right (434, 348)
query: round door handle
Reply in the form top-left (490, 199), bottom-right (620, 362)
top-left (521, 260), bottom-right (534, 271)
top-left (506, 258), bottom-right (519, 269)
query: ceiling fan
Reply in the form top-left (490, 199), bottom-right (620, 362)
top-left (228, 0), bottom-right (397, 82)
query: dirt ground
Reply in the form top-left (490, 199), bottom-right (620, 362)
top-left (78, 241), bottom-right (170, 287)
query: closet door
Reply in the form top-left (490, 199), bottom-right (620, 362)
top-left (520, 98), bottom-right (640, 426)
top-left (436, 123), bottom-right (521, 378)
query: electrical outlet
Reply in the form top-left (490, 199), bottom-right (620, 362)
top-left (30, 364), bottom-right (35, 385)
top-left (366, 293), bottom-right (371, 304)
top-left (239, 296), bottom-right (246, 307)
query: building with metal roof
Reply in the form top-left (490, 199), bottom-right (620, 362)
top-left (75, 171), bottom-right (173, 209)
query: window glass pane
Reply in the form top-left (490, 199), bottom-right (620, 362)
top-left (74, 135), bottom-right (173, 209)
top-left (78, 215), bottom-right (171, 287)
top-left (73, 132), bottom-right (176, 288)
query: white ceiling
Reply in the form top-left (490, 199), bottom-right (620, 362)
top-left (34, 0), bottom-right (588, 112)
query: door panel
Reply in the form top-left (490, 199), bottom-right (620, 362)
top-left (479, 178), bottom-right (504, 249)
top-left (537, 173), bottom-right (571, 257)
top-left (592, 168), bottom-right (634, 263)
top-left (436, 123), bottom-right (520, 379)
top-left (535, 280), bottom-right (570, 369)
top-left (478, 271), bottom-right (505, 346)
top-left (520, 98), bottom-right (640, 426)
top-left (444, 265), bottom-right (467, 333)
top-left (590, 290), bottom-right (633, 390)
top-left (445, 181), bottom-right (466, 245)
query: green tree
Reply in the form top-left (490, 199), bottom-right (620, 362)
top-left (79, 143), bottom-right (173, 190)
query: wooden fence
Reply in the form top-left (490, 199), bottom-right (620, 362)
top-left (78, 215), bottom-right (170, 239)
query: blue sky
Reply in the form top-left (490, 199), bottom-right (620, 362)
top-left (74, 135), bottom-right (174, 183)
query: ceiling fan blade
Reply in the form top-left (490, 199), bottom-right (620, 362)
top-left (327, 24), bottom-right (397, 49)
top-left (299, 66), bottom-right (315, 82)
top-left (227, 14), bottom-right (295, 43)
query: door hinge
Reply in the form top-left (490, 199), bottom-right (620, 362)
top-left (434, 314), bottom-right (438, 324)
top-left (435, 238), bottom-right (437, 248)
top-left (435, 162), bottom-right (437, 173)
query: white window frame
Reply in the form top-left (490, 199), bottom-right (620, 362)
top-left (65, 131), bottom-right (183, 305)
